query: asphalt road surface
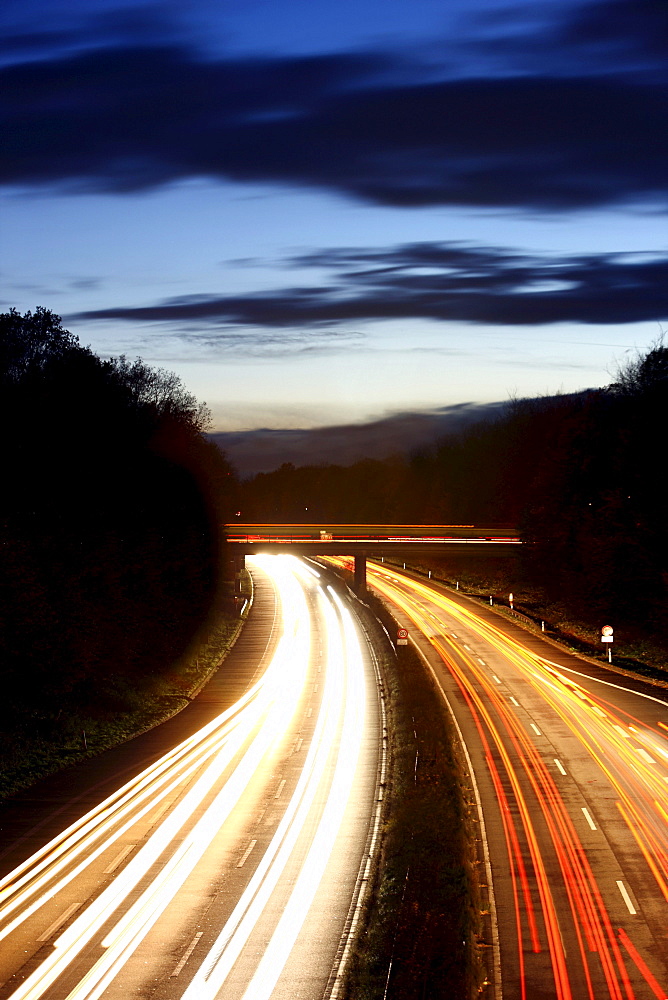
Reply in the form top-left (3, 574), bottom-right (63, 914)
top-left (360, 560), bottom-right (668, 1000)
top-left (0, 555), bottom-right (381, 1000)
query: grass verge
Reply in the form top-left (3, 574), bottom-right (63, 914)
top-left (341, 585), bottom-right (484, 999)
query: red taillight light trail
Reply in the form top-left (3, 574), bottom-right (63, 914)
top-left (324, 557), bottom-right (668, 1000)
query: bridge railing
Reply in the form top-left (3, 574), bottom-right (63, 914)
top-left (226, 534), bottom-right (521, 545)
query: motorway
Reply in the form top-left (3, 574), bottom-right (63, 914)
top-left (0, 555), bottom-right (382, 1000)
top-left (356, 560), bottom-right (668, 1000)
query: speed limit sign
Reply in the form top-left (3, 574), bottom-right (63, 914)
top-left (397, 628), bottom-right (408, 645)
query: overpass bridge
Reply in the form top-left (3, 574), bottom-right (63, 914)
top-left (226, 523), bottom-right (521, 594)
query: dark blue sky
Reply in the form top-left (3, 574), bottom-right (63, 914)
top-left (3, 0), bottom-right (666, 430)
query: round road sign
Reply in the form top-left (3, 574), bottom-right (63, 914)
top-left (397, 628), bottom-right (408, 639)
top-left (601, 625), bottom-right (613, 636)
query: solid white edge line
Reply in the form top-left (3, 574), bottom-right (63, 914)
top-left (393, 566), bottom-right (668, 711)
top-left (327, 609), bottom-right (387, 1000)
top-left (376, 567), bottom-right (667, 713)
top-left (539, 656), bottom-right (668, 708)
top-left (616, 880), bottom-right (637, 915)
top-left (409, 637), bottom-right (503, 1000)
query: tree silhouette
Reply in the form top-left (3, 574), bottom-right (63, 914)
top-left (0, 308), bottom-right (236, 739)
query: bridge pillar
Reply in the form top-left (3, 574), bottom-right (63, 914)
top-left (354, 552), bottom-right (367, 595)
top-left (234, 552), bottom-right (245, 595)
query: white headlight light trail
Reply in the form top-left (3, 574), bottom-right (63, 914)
top-left (0, 712), bottom-right (248, 944)
top-left (5, 555), bottom-right (311, 1000)
top-left (177, 577), bottom-right (366, 1000)
top-left (0, 608), bottom-right (286, 941)
top-left (240, 586), bottom-right (366, 1000)
top-left (176, 580), bottom-right (342, 1000)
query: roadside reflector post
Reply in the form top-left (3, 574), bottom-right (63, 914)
top-left (541, 620), bottom-right (545, 632)
top-left (489, 595), bottom-right (493, 605)
top-left (509, 592), bottom-right (514, 610)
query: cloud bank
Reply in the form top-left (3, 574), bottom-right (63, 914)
top-left (76, 244), bottom-right (668, 330)
top-left (3, 0), bottom-right (667, 211)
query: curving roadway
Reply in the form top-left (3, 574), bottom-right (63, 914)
top-left (0, 555), bottom-right (381, 1000)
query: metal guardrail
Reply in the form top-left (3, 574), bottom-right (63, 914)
top-left (507, 607), bottom-right (534, 625)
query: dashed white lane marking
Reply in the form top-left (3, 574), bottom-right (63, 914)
top-left (617, 880), bottom-right (637, 915)
top-left (464, 644), bottom-right (472, 651)
top-left (530, 723), bottom-right (542, 736)
top-left (103, 844), bottom-right (135, 874)
top-left (634, 747), bottom-right (656, 764)
top-left (509, 696), bottom-right (520, 707)
top-left (478, 658), bottom-right (486, 666)
top-left (36, 903), bottom-right (79, 942)
top-left (582, 808), bottom-right (597, 831)
top-left (149, 800), bottom-right (172, 825)
top-left (171, 932), bottom-right (203, 977)
top-left (237, 840), bottom-right (257, 868)
top-left (293, 737), bottom-right (303, 754)
top-left (307, 706), bottom-right (313, 717)
top-left (613, 725), bottom-right (632, 738)
top-left (313, 683), bottom-right (319, 693)
top-left (451, 632), bottom-right (458, 638)
top-left (492, 675), bottom-right (501, 684)
top-left (554, 759), bottom-right (567, 775)
top-left (275, 778), bottom-right (286, 799)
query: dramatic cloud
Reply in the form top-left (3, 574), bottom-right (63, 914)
top-left (76, 244), bottom-right (668, 329)
top-left (3, 0), bottom-right (667, 210)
